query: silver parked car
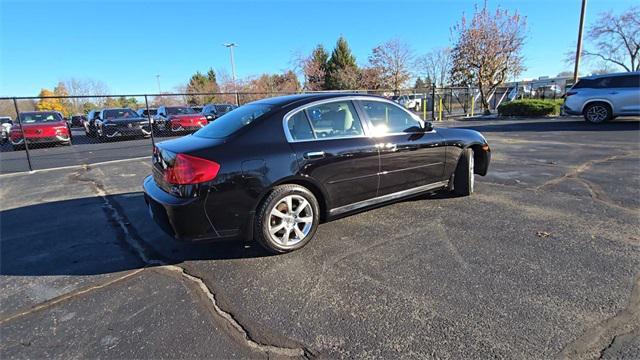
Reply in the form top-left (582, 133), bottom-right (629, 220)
top-left (563, 72), bottom-right (640, 123)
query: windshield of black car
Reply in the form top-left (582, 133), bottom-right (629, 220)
top-left (167, 107), bottom-right (196, 115)
top-left (103, 109), bottom-right (139, 119)
top-left (194, 104), bottom-right (273, 139)
top-left (20, 113), bottom-right (62, 123)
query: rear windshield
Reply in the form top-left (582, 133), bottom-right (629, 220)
top-left (194, 104), bottom-right (273, 139)
top-left (20, 112), bottom-right (62, 123)
top-left (103, 109), bottom-right (138, 119)
top-left (167, 107), bottom-right (196, 115)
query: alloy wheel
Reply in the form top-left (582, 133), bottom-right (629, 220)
top-left (586, 105), bottom-right (608, 123)
top-left (267, 195), bottom-right (313, 247)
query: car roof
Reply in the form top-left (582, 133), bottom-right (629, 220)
top-left (252, 93), bottom-right (388, 108)
top-left (582, 71), bottom-right (640, 80)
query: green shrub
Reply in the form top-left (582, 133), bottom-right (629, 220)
top-left (498, 99), bottom-right (562, 116)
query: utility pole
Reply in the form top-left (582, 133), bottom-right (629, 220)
top-left (223, 43), bottom-right (237, 82)
top-left (155, 74), bottom-right (161, 94)
top-left (573, 0), bottom-right (587, 84)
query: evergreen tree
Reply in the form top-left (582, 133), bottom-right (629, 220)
top-left (414, 77), bottom-right (426, 90)
top-left (325, 37), bottom-right (359, 89)
top-left (186, 68), bottom-right (219, 104)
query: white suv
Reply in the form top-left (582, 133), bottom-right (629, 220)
top-left (563, 72), bottom-right (640, 123)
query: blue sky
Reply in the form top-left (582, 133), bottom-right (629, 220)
top-left (0, 0), bottom-right (636, 96)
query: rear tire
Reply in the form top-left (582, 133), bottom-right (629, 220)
top-left (254, 184), bottom-right (320, 254)
top-left (583, 102), bottom-right (612, 123)
top-left (453, 148), bottom-right (474, 196)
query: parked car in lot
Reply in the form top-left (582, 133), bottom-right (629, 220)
top-left (396, 94), bottom-right (424, 111)
top-left (202, 103), bottom-right (237, 122)
top-left (84, 109), bottom-right (101, 137)
top-left (137, 108), bottom-right (158, 118)
top-left (10, 111), bottom-right (71, 150)
top-left (563, 72), bottom-right (640, 123)
top-left (144, 93), bottom-right (490, 253)
top-left (93, 108), bottom-right (152, 141)
top-left (1, 116), bottom-right (13, 143)
top-left (70, 114), bottom-right (87, 127)
top-left (153, 105), bottom-right (207, 134)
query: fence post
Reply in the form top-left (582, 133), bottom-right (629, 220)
top-left (235, 92), bottom-right (240, 106)
top-left (438, 95), bottom-right (443, 121)
top-left (449, 88), bottom-right (453, 117)
top-left (12, 98), bottom-right (33, 172)
top-left (144, 95), bottom-right (155, 150)
top-left (423, 92), bottom-right (427, 120)
top-left (431, 87), bottom-right (436, 121)
top-left (471, 91), bottom-right (475, 117)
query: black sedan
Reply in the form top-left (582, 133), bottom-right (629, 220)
top-left (144, 94), bottom-right (490, 253)
top-left (95, 108), bottom-right (152, 141)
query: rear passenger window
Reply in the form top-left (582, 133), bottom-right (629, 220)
top-left (287, 101), bottom-right (364, 141)
top-left (618, 75), bottom-right (640, 88)
top-left (359, 100), bottom-right (422, 135)
top-left (287, 111), bottom-right (314, 141)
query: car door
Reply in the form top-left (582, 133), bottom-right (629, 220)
top-left (612, 74), bottom-right (640, 114)
top-left (285, 99), bottom-right (380, 210)
top-left (356, 99), bottom-right (446, 196)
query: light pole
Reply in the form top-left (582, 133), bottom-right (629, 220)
top-left (573, 0), bottom-right (587, 84)
top-left (223, 43), bottom-right (237, 82)
top-left (155, 74), bottom-right (161, 94)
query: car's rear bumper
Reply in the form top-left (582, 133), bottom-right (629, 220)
top-left (562, 104), bottom-right (582, 115)
top-left (142, 175), bottom-right (239, 242)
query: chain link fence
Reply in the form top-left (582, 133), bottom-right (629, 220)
top-left (0, 85), bottom-right (569, 174)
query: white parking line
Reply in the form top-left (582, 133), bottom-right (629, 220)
top-left (0, 156), bottom-right (151, 178)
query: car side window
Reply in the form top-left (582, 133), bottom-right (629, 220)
top-left (288, 100), bottom-right (364, 141)
top-left (359, 100), bottom-right (422, 135)
top-left (287, 111), bottom-right (314, 141)
top-left (618, 75), bottom-right (640, 88)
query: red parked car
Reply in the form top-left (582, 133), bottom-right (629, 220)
top-left (153, 106), bottom-right (207, 135)
top-left (10, 111), bottom-right (72, 151)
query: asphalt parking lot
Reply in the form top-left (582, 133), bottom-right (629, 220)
top-left (1, 116), bottom-right (638, 359)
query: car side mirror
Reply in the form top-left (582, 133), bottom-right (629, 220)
top-left (422, 121), bottom-right (433, 132)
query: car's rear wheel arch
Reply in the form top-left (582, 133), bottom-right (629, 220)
top-left (260, 177), bottom-right (329, 222)
top-left (582, 101), bottom-right (613, 123)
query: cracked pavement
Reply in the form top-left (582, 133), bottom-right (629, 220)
top-left (1, 116), bottom-right (638, 359)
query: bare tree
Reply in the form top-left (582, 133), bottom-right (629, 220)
top-left (368, 39), bottom-right (414, 92)
top-left (450, 3), bottom-right (526, 114)
top-left (583, 6), bottom-right (639, 72)
top-left (62, 78), bottom-right (110, 112)
top-left (416, 47), bottom-right (452, 87)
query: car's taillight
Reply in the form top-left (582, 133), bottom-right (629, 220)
top-left (164, 153), bottom-right (220, 185)
top-left (198, 116), bottom-right (207, 124)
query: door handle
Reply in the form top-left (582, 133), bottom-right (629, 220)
top-left (303, 151), bottom-right (325, 160)
top-left (609, 91), bottom-right (619, 95)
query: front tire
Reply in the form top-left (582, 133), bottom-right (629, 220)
top-left (254, 184), bottom-right (320, 254)
top-left (583, 102), bottom-right (612, 123)
top-left (453, 148), bottom-right (474, 196)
